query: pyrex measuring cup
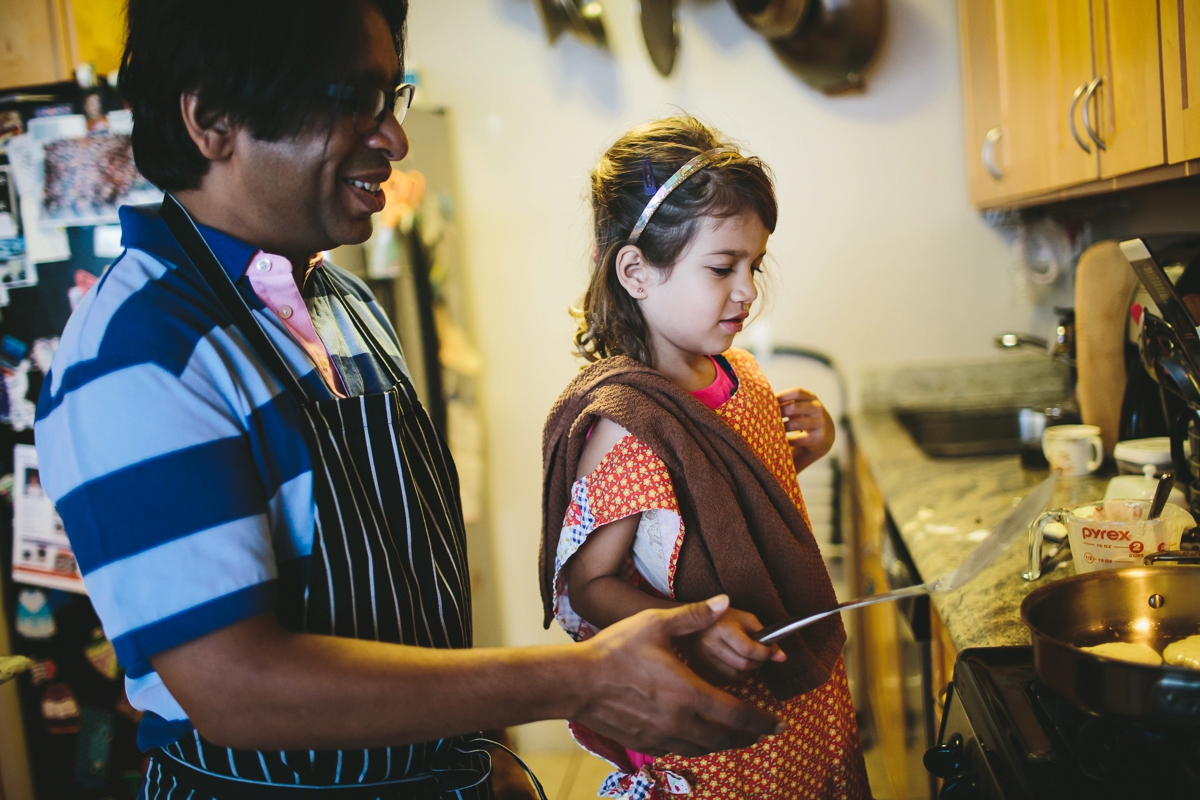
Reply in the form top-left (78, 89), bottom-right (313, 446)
top-left (1030, 500), bottom-right (1194, 574)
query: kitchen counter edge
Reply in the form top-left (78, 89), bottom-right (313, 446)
top-left (846, 410), bottom-right (1107, 652)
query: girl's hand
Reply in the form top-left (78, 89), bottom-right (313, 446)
top-left (687, 608), bottom-right (786, 684)
top-left (777, 388), bottom-right (835, 473)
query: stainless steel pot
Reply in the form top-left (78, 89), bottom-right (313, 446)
top-left (1020, 562), bottom-right (1200, 727)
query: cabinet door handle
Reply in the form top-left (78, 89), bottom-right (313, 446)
top-left (1069, 80), bottom-right (1093, 153)
top-left (982, 126), bottom-right (1004, 180)
top-left (1081, 75), bottom-right (1107, 151)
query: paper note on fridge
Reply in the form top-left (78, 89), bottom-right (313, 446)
top-left (11, 444), bottom-right (85, 594)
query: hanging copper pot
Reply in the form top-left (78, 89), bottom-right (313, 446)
top-left (534, 0), bottom-right (569, 43)
top-left (729, 0), bottom-right (812, 39)
top-left (731, 0), bottom-right (886, 94)
top-left (535, 0), bottom-right (608, 48)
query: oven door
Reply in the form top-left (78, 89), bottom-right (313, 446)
top-left (926, 649), bottom-right (1064, 800)
top-left (925, 681), bottom-right (999, 799)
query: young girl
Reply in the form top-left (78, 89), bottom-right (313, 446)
top-left (539, 117), bottom-right (870, 799)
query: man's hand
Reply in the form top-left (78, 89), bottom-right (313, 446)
top-left (148, 600), bottom-right (781, 756)
top-left (777, 387), bottom-right (835, 472)
top-left (687, 607), bottom-right (786, 685)
top-left (575, 596), bottom-right (785, 757)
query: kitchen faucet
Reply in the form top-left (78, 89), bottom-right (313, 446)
top-left (997, 307), bottom-right (1081, 470)
top-left (995, 308), bottom-right (1076, 367)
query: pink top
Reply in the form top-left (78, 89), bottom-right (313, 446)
top-left (690, 355), bottom-right (736, 410)
top-left (245, 250), bottom-right (347, 398)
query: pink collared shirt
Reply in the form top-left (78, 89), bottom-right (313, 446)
top-left (245, 250), bottom-right (347, 398)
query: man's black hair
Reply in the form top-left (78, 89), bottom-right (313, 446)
top-left (120, 0), bottom-right (408, 192)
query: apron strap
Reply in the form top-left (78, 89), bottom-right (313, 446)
top-left (159, 193), bottom-right (313, 404)
top-left (459, 738), bottom-right (548, 800)
top-left (317, 267), bottom-right (405, 388)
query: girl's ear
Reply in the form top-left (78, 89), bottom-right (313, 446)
top-left (615, 244), bottom-right (653, 299)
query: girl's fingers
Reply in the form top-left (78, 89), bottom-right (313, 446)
top-left (781, 403), bottom-right (824, 422)
top-left (707, 641), bottom-right (761, 675)
top-left (693, 640), bottom-right (745, 680)
top-left (784, 417), bottom-right (824, 435)
top-left (715, 625), bottom-right (774, 663)
top-left (787, 430), bottom-right (826, 449)
top-left (777, 388), bottom-right (817, 403)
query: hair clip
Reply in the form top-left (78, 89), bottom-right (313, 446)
top-left (629, 148), bottom-right (729, 245)
top-left (641, 157), bottom-right (658, 197)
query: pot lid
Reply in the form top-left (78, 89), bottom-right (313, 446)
top-left (639, 0), bottom-right (679, 77)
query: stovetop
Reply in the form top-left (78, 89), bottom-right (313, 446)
top-left (933, 647), bottom-right (1200, 799)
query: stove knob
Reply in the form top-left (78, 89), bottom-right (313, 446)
top-left (939, 774), bottom-right (980, 800)
top-left (923, 733), bottom-right (964, 778)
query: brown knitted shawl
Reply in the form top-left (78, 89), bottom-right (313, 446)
top-left (540, 355), bottom-right (845, 700)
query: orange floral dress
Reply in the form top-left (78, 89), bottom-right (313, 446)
top-left (553, 349), bottom-right (870, 800)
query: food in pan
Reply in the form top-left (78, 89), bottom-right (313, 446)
top-left (1163, 635), bottom-right (1200, 670)
top-left (1080, 641), bottom-right (1163, 665)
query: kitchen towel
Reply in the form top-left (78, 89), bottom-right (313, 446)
top-left (540, 355), bottom-right (844, 700)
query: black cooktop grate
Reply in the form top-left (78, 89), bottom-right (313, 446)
top-left (948, 647), bottom-right (1200, 799)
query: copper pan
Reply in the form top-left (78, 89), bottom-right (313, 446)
top-left (1020, 560), bottom-right (1200, 727)
top-left (729, 0), bottom-right (813, 39)
top-left (768, 0), bottom-right (884, 94)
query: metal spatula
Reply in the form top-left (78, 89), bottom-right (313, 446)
top-left (755, 471), bottom-right (1058, 645)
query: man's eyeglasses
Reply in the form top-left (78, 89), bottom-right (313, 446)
top-left (325, 82), bottom-right (416, 133)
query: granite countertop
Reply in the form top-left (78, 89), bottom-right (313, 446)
top-left (849, 409), bottom-right (1108, 652)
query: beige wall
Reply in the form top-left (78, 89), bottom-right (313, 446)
top-left (406, 0), bottom-right (1040, 747)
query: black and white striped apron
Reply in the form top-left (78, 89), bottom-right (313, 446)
top-left (137, 196), bottom-right (513, 799)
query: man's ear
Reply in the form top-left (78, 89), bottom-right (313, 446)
top-left (615, 244), bottom-right (655, 299)
top-left (180, 93), bottom-right (235, 163)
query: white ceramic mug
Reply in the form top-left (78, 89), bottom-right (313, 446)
top-left (1042, 424), bottom-right (1103, 477)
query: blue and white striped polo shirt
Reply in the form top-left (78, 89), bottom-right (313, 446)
top-left (34, 204), bottom-right (410, 747)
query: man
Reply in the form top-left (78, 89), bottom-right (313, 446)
top-left (34, 1), bottom-right (783, 796)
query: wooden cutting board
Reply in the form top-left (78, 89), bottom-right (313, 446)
top-left (1076, 240), bottom-right (1137, 456)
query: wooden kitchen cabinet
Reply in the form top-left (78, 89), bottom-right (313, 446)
top-left (1092, 0), bottom-right (1167, 177)
top-left (959, 0), bottom-right (1010, 205)
top-left (958, 0), bottom-right (1179, 209)
top-left (995, 0), bottom-right (1058, 197)
top-left (848, 447), bottom-right (905, 797)
top-left (1046, 0), bottom-right (1101, 189)
top-left (930, 606), bottom-right (958, 723)
top-left (960, 0), bottom-right (1100, 204)
top-left (847, 440), bottom-right (930, 800)
top-left (1162, 0), bottom-right (1200, 163)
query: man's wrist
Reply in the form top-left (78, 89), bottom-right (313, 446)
top-left (535, 640), bottom-right (602, 722)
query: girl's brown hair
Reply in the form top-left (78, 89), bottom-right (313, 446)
top-left (573, 116), bottom-right (777, 366)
